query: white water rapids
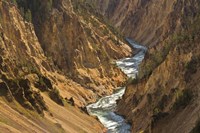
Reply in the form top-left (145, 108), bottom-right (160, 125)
top-left (86, 38), bottom-right (147, 133)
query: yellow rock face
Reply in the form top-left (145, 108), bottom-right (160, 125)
top-left (0, 0), bottom-right (132, 132)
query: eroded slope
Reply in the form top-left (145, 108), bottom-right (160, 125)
top-left (117, 2), bottom-right (200, 133)
top-left (0, 0), bottom-right (132, 132)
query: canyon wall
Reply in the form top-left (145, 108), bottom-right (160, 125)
top-left (2, 0), bottom-right (200, 132)
top-left (22, 0), bottom-right (132, 106)
top-left (115, 0), bottom-right (200, 132)
top-left (0, 0), bottom-right (132, 132)
top-left (86, 0), bottom-right (200, 47)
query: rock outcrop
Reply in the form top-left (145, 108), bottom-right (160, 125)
top-left (0, 0), bottom-right (132, 132)
top-left (3, 0), bottom-right (200, 132)
top-left (115, 0), bottom-right (200, 133)
top-left (29, 0), bottom-right (131, 106)
top-left (86, 0), bottom-right (200, 47)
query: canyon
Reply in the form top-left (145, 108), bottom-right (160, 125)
top-left (87, 0), bottom-right (200, 46)
top-left (0, 0), bottom-right (131, 132)
top-left (86, 0), bottom-right (200, 132)
top-left (93, 0), bottom-right (200, 133)
top-left (87, 38), bottom-right (146, 133)
top-left (1, 0), bottom-right (200, 133)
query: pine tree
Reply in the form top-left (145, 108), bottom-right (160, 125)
top-left (24, 9), bottom-right (32, 22)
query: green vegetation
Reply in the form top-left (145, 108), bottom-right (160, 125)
top-left (126, 77), bottom-right (134, 85)
top-left (16, 59), bottom-right (40, 78)
top-left (0, 118), bottom-right (9, 125)
top-left (173, 89), bottom-right (192, 110)
top-left (71, 0), bottom-right (124, 45)
top-left (152, 107), bottom-right (168, 126)
top-left (0, 74), bottom-right (47, 114)
top-left (185, 57), bottom-right (200, 74)
top-left (46, 0), bottom-right (53, 12)
top-left (0, 81), bottom-right (13, 102)
top-left (138, 42), bottom-right (172, 79)
top-left (24, 9), bottom-right (32, 22)
top-left (10, 0), bottom-right (17, 5)
top-left (185, 56), bottom-right (200, 82)
top-left (49, 88), bottom-right (65, 106)
top-left (126, 77), bottom-right (139, 85)
top-left (38, 76), bottom-right (46, 88)
top-left (157, 94), bottom-right (168, 111)
top-left (153, 107), bottom-right (161, 115)
top-left (137, 8), bottom-right (200, 80)
top-left (15, 0), bottom-right (53, 22)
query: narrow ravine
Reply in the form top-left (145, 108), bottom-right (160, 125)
top-left (87, 38), bottom-right (147, 133)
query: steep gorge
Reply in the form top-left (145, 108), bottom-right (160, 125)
top-left (112, 0), bottom-right (200, 133)
top-left (117, 24), bottom-right (200, 133)
top-left (1, 0), bottom-right (200, 132)
top-left (0, 0), bottom-right (132, 132)
top-left (16, 0), bottom-right (132, 107)
top-left (82, 0), bottom-right (200, 132)
top-left (86, 0), bottom-right (200, 46)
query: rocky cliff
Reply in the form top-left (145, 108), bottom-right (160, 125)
top-left (18, 0), bottom-right (132, 107)
top-left (0, 0), bottom-right (132, 132)
top-left (2, 0), bottom-right (200, 132)
top-left (85, 0), bottom-right (200, 47)
top-left (116, 0), bottom-right (200, 133)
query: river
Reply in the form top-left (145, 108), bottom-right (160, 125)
top-left (86, 38), bottom-right (147, 133)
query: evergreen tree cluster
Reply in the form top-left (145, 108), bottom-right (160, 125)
top-left (11, 0), bottom-right (53, 22)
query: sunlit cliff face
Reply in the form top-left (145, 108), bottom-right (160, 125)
top-left (86, 0), bottom-right (200, 47)
top-left (0, 0), bottom-right (132, 132)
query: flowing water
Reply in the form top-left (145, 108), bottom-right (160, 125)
top-left (86, 38), bottom-right (146, 133)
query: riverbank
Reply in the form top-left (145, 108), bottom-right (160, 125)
top-left (86, 38), bottom-right (146, 133)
